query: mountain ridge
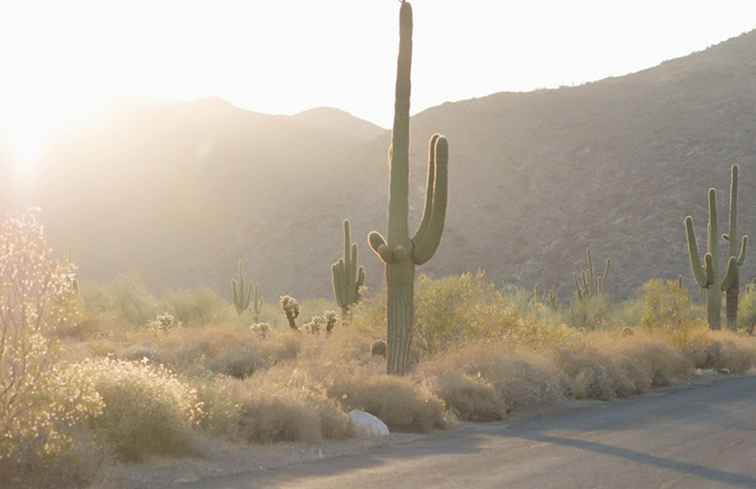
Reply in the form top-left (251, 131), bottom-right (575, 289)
top-left (10, 27), bottom-right (756, 301)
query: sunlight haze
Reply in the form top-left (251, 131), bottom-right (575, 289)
top-left (1, 0), bottom-right (755, 171)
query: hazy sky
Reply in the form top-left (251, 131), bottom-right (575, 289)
top-left (1, 0), bottom-right (756, 138)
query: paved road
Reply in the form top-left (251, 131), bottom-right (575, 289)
top-left (183, 376), bottom-right (756, 489)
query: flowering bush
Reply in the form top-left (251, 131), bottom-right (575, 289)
top-left (0, 210), bottom-right (98, 461)
top-left (77, 357), bottom-right (203, 461)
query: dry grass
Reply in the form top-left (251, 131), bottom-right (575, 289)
top-left (196, 368), bottom-right (352, 443)
top-left (118, 325), bottom-right (302, 378)
top-left (421, 344), bottom-right (565, 420)
top-left (327, 374), bottom-right (447, 432)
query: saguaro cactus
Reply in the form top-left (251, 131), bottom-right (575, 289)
top-left (684, 188), bottom-right (722, 329)
top-left (685, 166), bottom-right (749, 330)
top-left (575, 248), bottom-right (611, 300)
top-left (721, 165), bottom-right (748, 329)
top-left (232, 260), bottom-right (262, 319)
top-left (368, 1), bottom-right (449, 375)
top-left (332, 219), bottom-right (365, 317)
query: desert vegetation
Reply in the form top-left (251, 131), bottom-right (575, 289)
top-left (3, 209), bottom-right (756, 488)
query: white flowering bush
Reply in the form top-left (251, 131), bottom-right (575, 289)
top-left (0, 210), bottom-right (100, 462)
top-left (77, 357), bottom-right (203, 461)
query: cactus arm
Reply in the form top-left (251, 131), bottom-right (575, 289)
top-left (722, 256), bottom-right (738, 291)
top-left (412, 135), bottom-right (449, 265)
top-left (685, 216), bottom-right (709, 288)
top-left (706, 188), bottom-right (719, 280)
top-left (368, 231), bottom-right (395, 263)
top-left (232, 279), bottom-right (240, 310)
top-left (737, 235), bottom-right (748, 265)
top-left (343, 221), bottom-right (352, 284)
top-left (331, 260), bottom-right (346, 307)
top-left (413, 134), bottom-right (440, 244)
top-left (728, 165), bottom-right (739, 258)
top-left (704, 253), bottom-right (714, 288)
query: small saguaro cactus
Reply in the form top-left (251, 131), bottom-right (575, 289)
top-left (279, 295), bottom-right (300, 331)
top-left (332, 219), bottom-right (365, 318)
top-left (231, 260), bottom-right (262, 319)
top-left (368, 1), bottom-right (450, 375)
top-left (721, 164), bottom-right (748, 329)
top-left (575, 248), bottom-right (611, 300)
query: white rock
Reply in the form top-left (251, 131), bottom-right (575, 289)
top-left (349, 410), bottom-right (389, 438)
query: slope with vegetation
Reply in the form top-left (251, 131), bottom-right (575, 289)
top-left (14, 29), bottom-right (756, 300)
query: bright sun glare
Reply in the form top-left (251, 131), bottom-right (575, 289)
top-left (2, 0), bottom-right (756, 186)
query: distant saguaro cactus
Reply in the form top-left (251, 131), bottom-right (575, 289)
top-left (368, 1), bottom-right (449, 375)
top-left (231, 260), bottom-right (262, 320)
top-left (332, 219), bottom-right (365, 318)
top-left (575, 248), bottom-right (611, 300)
top-left (721, 165), bottom-right (748, 329)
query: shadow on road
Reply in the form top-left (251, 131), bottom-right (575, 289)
top-left (513, 432), bottom-right (756, 489)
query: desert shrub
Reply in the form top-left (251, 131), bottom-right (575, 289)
top-left (738, 284), bottom-right (756, 334)
top-left (566, 294), bottom-right (611, 329)
top-left (196, 369), bottom-right (351, 443)
top-left (122, 325), bottom-right (302, 378)
top-left (0, 211), bottom-right (104, 487)
top-left (99, 275), bottom-right (158, 326)
top-left (414, 272), bottom-right (499, 355)
top-left (430, 372), bottom-right (503, 421)
top-left (77, 358), bottom-right (202, 461)
top-left (421, 343), bottom-right (564, 420)
top-left (0, 211), bottom-right (103, 460)
top-left (556, 332), bottom-right (691, 400)
top-left (675, 327), bottom-right (756, 372)
top-left (160, 288), bottom-right (235, 326)
top-left (328, 374), bottom-right (446, 432)
top-left (640, 279), bottom-right (693, 328)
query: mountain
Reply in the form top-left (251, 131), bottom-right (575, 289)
top-left (292, 107), bottom-right (385, 143)
top-left (16, 29), bottom-right (756, 300)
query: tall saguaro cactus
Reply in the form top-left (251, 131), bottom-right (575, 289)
top-left (684, 166), bottom-right (749, 330)
top-left (721, 165), bottom-right (748, 329)
top-left (684, 188), bottom-right (722, 329)
top-left (368, 1), bottom-right (449, 375)
top-left (332, 219), bottom-right (366, 318)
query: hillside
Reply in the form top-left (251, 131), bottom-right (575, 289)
top-left (18, 29), bottom-right (756, 300)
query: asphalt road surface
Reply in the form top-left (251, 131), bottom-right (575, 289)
top-left (182, 376), bottom-right (756, 489)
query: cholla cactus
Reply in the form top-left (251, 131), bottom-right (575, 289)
top-left (575, 248), bottom-right (611, 300)
top-left (324, 310), bottom-right (338, 334)
top-left (304, 315), bottom-right (325, 335)
top-left (280, 295), bottom-right (300, 331)
top-left (250, 322), bottom-right (271, 339)
top-left (147, 312), bottom-right (180, 333)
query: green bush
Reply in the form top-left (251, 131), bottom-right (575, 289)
top-left (566, 294), bottom-right (611, 329)
top-left (738, 284), bottom-right (756, 334)
top-left (640, 279), bottom-right (693, 329)
top-left (160, 287), bottom-right (235, 326)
